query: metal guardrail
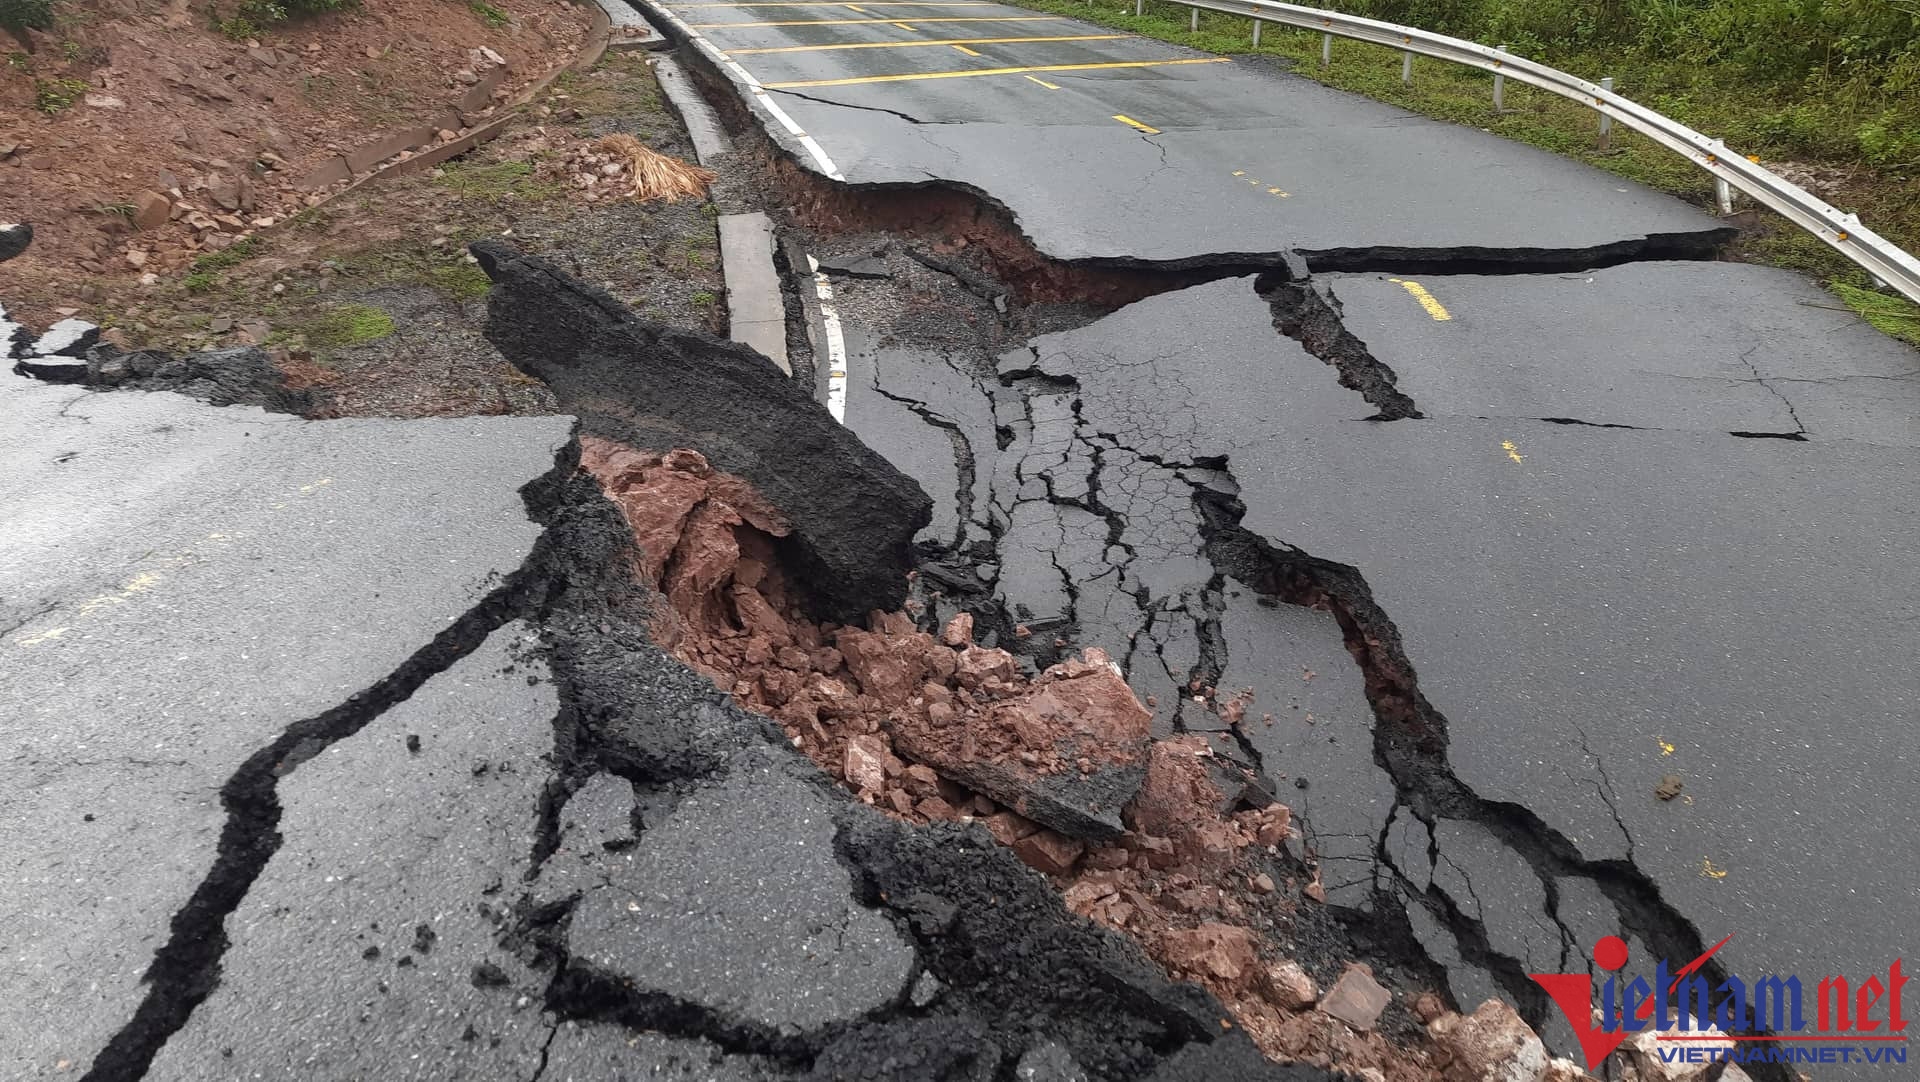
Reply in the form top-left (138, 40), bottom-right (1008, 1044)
top-left (1135, 0), bottom-right (1920, 306)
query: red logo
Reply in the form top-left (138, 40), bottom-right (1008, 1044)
top-left (1531, 936), bottom-right (1909, 1072)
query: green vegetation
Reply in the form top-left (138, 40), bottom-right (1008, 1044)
top-left (0, 0), bottom-right (55, 34)
top-left (691, 289), bottom-right (717, 307)
top-left (32, 76), bottom-right (88, 114)
top-left (468, 0), bottom-right (509, 28)
top-left (301, 304), bottom-right (396, 351)
top-left (1020, 0), bottom-right (1920, 336)
top-left (429, 261), bottom-right (494, 300)
top-left (434, 159), bottom-right (565, 202)
top-left (215, 0), bottom-right (356, 35)
top-left (214, 13), bottom-right (258, 38)
top-left (1831, 281), bottom-right (1920, 347)
top-left (191, 237), bottom-right (264, 275)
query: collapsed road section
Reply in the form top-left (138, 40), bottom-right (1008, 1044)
top-left (621, 27), bottom-right (1918, 1073)
top-left (781, 235), bottom-right (1920, 1080)
top-left (6, 2), bottom-right (1916, 1077)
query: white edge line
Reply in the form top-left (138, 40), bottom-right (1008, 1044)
top-left (807, 255), bottom-right (850, 424)
top-left (640, 0), bottom-right (846, 180)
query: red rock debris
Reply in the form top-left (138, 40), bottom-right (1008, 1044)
top-left (578, 438), bottom-right (1508, 1082)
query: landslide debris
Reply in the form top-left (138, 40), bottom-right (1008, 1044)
top-left (570, 435), bottom-right (1585, 1082)
top-left (476, 241), bottom-right (930, 623)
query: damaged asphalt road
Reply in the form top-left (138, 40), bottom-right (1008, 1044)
top-left (819, 256), bottom-right (1918, 1076)
top-left (5, 0), bottom-right (1917, 1075)
top-left (646, 0), bottom-right (1726, 268)
top-left (611, 6), bottom-right (1918, 1073)
top-left (1, 266), bottom-right (1329, 1080)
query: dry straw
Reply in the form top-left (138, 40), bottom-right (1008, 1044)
top-left (595, 134), bottom-right (715, 202)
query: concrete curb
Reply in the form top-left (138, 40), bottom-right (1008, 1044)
top-left (590, 0), bottom-right (663, 50)
top-left (648, 50), bottom-right (788, 376)
top-left (626, 0), bottom-right (843, 181)
top-left (651, 53), bottom-right (732, 166)
top-left (715, 212), bottom-right (788, 373)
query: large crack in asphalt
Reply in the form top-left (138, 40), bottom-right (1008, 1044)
top-left (77, 440), bottom-right (580, 1082)
top-left (718, 192), bottom-right (1787, 1079)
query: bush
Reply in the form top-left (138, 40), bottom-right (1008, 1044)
top-left (32, 75), bottom-right (87, 113)
top-left (221, 0), bottom-right (356, 32)
top-left (0, 0), bottom-right (55, 33)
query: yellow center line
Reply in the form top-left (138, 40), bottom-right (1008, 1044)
top-left (726, 33), bottom-right (1128, 54)
top-left (845, 2), bottom-right (864, 8)
top-left (1501, 439), bottom-right (1525, 463)
top-left (691, 13), bottom-right (1063, 24)
top-left (1388, 277), bottom-right (1452, 321)
top-left (678, 1), bottom-right (999, 5)
top-left (1112, 114), bottom-right (1160, 134)
top-left (891, 20), bottom-right (915, 28)
top-left (951, 44), bottom-right (982, 55)
top-left (761, 55), bottom-right (1229, 88)
top-left (1024, 74), bottom-right (1062, 89)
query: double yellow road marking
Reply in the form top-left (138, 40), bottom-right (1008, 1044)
top-left (724, 34), bottom-right (1127, 54)
top-left (691, 13), bottom-right (1064, 25)
top-left (760, 55), bottom-right (1227, 89)
top-left (679, 1), bottom-right (999, 5)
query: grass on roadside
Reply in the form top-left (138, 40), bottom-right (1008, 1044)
top-left (1018, 0), bottom-right (1920, 342)
top-left (434, 159), bottom-right (566, 203)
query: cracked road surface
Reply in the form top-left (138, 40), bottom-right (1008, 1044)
top-left (824, 260), bottom-right (1918, 1075)
top-left (648, 0), bottom-right (1725, 265)
top-left (3, 341), bottom-right (1304, 1080)
top-left (0, 369), bottom-right (571, 1079)
top-left (628, 7), bottom-right (1919, 1064)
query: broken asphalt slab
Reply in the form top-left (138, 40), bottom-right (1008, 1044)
top-left (560, 747), bottom-right (919, 1034)
top-left (1326, 262), bottom-right (1920, 445)
top-left (142, 623), bottom-right (559, 1080)
top-left (473, 239), bottom-right (933, 623)
top-left (831, 259), bottom-right (1915, 1075)
top-left (0, 368), bottom-right (572, 1079)
top-left (1017, 271), bottom-right (1915, 1069)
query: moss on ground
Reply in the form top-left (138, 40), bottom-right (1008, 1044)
top-left (298, 304), bottom-right (397, 353)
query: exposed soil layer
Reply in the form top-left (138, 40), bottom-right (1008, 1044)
top-left (579, 435), bottom-right (1464, 1082)
top-left (0, 0), bottom-right (591, 322)
top-left (5, 49), bottom-right (724, 421)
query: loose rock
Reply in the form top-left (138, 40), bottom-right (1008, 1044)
top-left (1319, 964), bottom-right (1392, 1031)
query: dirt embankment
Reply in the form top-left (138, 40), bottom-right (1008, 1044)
top-left (0, 0), bottom-right (589, 322)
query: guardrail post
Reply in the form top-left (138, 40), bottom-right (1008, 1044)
top-left (1321, 32), bottom-right (1331, 67)
top-left (1715, 176), bottom-right (1733, 215)
top-left (1134, 0), bottom-right (1141, 14)
top-left (1492, 45), bottom-right (1506, 112)
top-left (1401, 49), bottom-right (1413, 85)
top-left (1251, 17), bottom-right (1261, 46)
top-left (1596, 76), bottom-right (1614, 150)
top-left (1190, 7), bottom-right (1199, 30)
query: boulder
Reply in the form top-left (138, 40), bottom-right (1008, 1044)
top-left (132, 191), bottom-right (171, 231)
